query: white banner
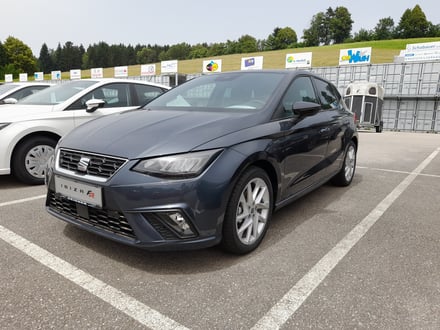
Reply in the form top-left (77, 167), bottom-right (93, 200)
top-left (141, 64), bottom-right (156, 76)
top-left (203, 59), bottom-right (222, 73)
top-left (51, 71), bottom-right (61, 80)
top-left (19, 73), bottom-right (28, 82)
top-left (34, 72), bottom-right (44, 81)
top-left (161, 60), bottom-right (178, 74)
top-left (241, 56), bottom-right (263, 70)
top-left (5, 74), bottom-right (13, 82)
top-left (404, 42), bottom-right (440, 62)
top-left (285, 52), bottom-right (312, 69)
top-left (91, 68), bottom-right (103, 78)
top-left (339, 47), bottom-right (372, 65)
top-left (70, 69), bottom-right (81, 80)
top-left (114, 66), bottom-right (128, 78)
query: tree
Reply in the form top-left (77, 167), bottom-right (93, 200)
top-left (265, 27), bottom-right (297, 50)
top-left (189, 44), bottom-right (209, 59)
top-left (330, 6), bottom-right (353, 43)
top-left (236, 35), bottom-right (258, 53)
top-left (302, 12), bottom-right (326, 46)
top-left (0, 41), bottom-right (8, 67)
top-left (38, 43), bottom-right (54, 72)
top-left (395, 5), bottom-right (430, 38)
top-left (3, 36), bottom-right (37, 74)
top-left (352, 29), bottom-right (374, 42)
top-left (373, 17), bottom-right (395, 40)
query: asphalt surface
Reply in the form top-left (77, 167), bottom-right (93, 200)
top-left (1, 131), bottom-right (439, 329)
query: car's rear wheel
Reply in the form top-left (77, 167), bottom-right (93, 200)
top-left (331, 140), bottom-right (357, 187)
top-left (221, 167), bottom-right (273, 254)
top-left (12, 136), bottom-right (57, 185)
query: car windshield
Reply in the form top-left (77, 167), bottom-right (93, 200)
top-left (0, 84), bottom-right (19, 94)
top-left (144, 72), bottom-right (286, 112)
top-left (18, 80), bottom-right (97, 105)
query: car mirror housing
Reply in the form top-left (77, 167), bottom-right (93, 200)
top-left (3, 97), bottom-right (18, 104)
top-left (85, 98), bottom-right (106, 112)
top-left (293, 101), bottom-right (321, 116)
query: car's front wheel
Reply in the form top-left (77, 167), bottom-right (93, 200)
top-left (12, 136), bottom-right (57, 185)
top-left (221, 167), bottom-right (273, 254)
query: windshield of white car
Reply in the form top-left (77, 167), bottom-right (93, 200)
top-left (144, 72), bottom-right (285, 112)
top-left (18, 80), bottom-right (97, 105)
top-left (0, 84), bottom-right (18, 94)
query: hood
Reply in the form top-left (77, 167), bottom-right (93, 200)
top-left (60, 109), bottom-right (263, 159)
top-left (0, 104), bottom-right (56, 122)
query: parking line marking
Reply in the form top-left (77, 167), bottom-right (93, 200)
top-left (252, 147), bottom-right (440, 330)
top-left (0, 195), bottom-right (46, 208)
top-left (0, 229), bottom-right (189, 330)
top-left (357, 166), bottom-right (440, 178)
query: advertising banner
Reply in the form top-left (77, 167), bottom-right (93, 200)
top-left (114, 66), bottom-right (128, 78)
top-left (161, 60), bottom-right (178, 74)
top-left (285, 52), bottom-right (312, 69)
top-left (19, 73), bottom-right (28, 82)
top-left (51, 71), bottom-right (61, 80)
top-left (5, 74), bottom-right (13, 82)
top-left (141, 64), bottom-right (156, 76)
top-left (70, 69), bottom-right (81, 80)
top-left (34, 72), bottom-right (44, 81)
top-left (91, 68), bottom-right (103, 78)
top-left (203, 59), bottom-right (222, 73)
top-left (339, 47), bottom-right (372, 65)
top-left (404, 42), bottom-right (440, 62)
top-left (240, 56), bottom-right (263, 70)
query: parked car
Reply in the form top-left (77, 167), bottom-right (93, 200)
top-left (0, 78), bottom-right (170, 184)
top-left (45, 70), bottom-right (358, 254)
top-left (0, 82), bottom-right (53, 104)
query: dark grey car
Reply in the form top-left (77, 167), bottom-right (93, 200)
top-left (46, 70), bottom-right (358, 254)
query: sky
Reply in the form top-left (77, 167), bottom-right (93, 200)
top-left (1, 0), bottom-right (439, 56)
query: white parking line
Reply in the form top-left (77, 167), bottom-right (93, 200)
top-left (357, 166), bottom-right (440, 178)
top-left (0, 194), bottom-right (46, 208)
top-left (251, 147), bottom-right (440, 330)
top-left (0, 200), bottom-right (189, 330)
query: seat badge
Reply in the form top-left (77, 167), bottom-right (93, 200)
top-left (77, 157), bottom-right (91, 172)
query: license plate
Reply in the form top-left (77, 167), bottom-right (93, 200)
top-left (55, 175), bottom-right (103, 208)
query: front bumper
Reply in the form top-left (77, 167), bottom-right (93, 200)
top-left (45, 149), bottom-right (246, 251)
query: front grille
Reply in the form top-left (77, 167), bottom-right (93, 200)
top-left (48, 191), bottom-right (136, 239)
top-left (58, 149), bottom-right (126, 179)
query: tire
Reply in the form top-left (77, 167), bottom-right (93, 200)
top-left (221, 167), bottom-right (273, 254)
top-left (375, 121), bottom-right (383, 133)
top-left (331, 141), bottom-right (357, 187)
top-left (12, 136), bottom-right (57, 185)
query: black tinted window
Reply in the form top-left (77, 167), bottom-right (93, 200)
top-left (313, 78), bottom-right (341, 110)
top-left (281, 76), bottom-right (318, 115)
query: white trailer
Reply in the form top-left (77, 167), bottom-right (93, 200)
top-left (343, 82), bottom-right (385, 133)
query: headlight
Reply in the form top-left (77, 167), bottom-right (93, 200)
top-left (132, 149), bottom-right (222, 178)
top-left (0, 123), bottom-right (11, 130)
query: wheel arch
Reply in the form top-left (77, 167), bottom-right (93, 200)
top-left (11, 131), bottom-right (61, 169)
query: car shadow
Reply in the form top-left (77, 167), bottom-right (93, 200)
top-left (61, 173), bottom-right (363, 275)
top-left (0, 175), bottom-right (29, 188)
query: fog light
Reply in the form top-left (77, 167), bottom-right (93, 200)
top-left (158, 211), bottom-right (195, 238)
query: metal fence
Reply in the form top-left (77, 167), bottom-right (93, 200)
top-left (311, 61), bottom-right (440, 132)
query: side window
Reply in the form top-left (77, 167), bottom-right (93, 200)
top-left (281, 76), bottom-right (318, 115)
top-left (9, 86), bottom-right (48, 101)
top-left (313, 78), bottom-right (341, 110)
top-left (67, 83), bottom-right (132, 110)
top-left (133, 84), bottom-right (166, 105)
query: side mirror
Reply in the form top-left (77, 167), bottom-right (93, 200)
top-left (3, 97), bottom-right (18, 104)
top-left (293, 101), bottom-right (321, 117)
top-left (85, 98), bottom-right (106, 112)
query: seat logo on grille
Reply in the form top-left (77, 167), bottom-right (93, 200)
top-left (77, 157), bottom-right (91, 172)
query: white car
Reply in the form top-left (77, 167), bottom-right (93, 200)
top-left (0, 82), bottom-right (53, 104)
top-left (0, 78), bottom-right (170, 184)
